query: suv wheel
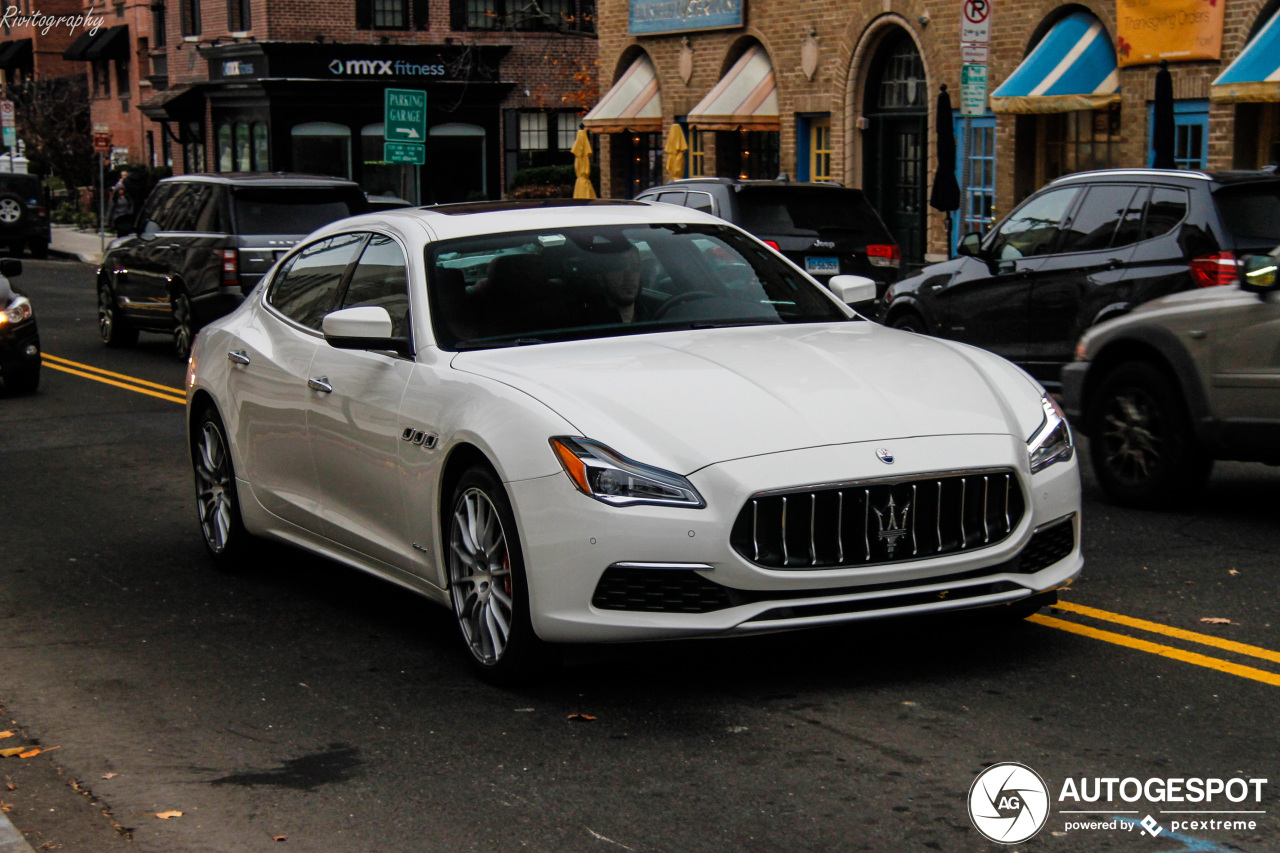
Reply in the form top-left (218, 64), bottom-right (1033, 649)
top-left (1088, 361), bottom-right (1211, 508)
top-left (171, 287), bottom-right (195, 360)
top-left (891, 312), bottom-right (927, 334)
top-left (98, 277), bottom-right (138, 347)
top-left (0, 193), bottom-right (25, 229)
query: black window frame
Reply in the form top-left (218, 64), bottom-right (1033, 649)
top-left (180, 0), bottom-right (201, 37)
top-left (449, 0), bottom-right (593, 32)
top-left (358, 0), bottom-right (427, 29)
top-left (226, 0), bottom-right (250, 31)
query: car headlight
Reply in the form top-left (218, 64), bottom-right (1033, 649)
top-left (550, 437), bottom-right (705, 508)
top-left (1027, 395), bottom-right (1074, 474)
top-left (0, 296), bottom-right (32, 325)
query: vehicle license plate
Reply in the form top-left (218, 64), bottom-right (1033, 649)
top-left (804, 256), bottom-right (839, 274)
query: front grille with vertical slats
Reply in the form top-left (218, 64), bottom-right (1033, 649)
top-left (729, 470), bottom-right (1026, 570)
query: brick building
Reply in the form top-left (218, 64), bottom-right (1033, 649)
top-left (586, 0), bottom-right (1280, 262)
top-left (69, 0), bottom-right (601, 203)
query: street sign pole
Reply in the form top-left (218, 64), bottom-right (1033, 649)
top-left (98, 152), bottom-right (105, 252)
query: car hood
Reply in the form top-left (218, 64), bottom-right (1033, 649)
top-left (449, 323), bottom-right (1044, 474)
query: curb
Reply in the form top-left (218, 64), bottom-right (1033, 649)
top-left (45, 247), bottom-right (99, 264)
top-left (0, 811), bottom-right (36, 853)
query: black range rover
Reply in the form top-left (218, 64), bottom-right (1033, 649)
top-left (97, 173), bottom-right (368, 358)
top-left (879, 168), bottom-right (1280, 390)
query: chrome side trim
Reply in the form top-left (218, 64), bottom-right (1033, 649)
top-left (611, 561), bottom-right (715, 572)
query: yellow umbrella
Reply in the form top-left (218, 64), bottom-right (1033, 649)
top-left (571, 128), bottom-right (596, 199)
top-left (664, 124), bottom-right (688, 183)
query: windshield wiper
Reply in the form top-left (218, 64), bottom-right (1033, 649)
top-left (453, 337), bottom-right (546, 350)
top-left (686, 319), bottom-right (786, 330)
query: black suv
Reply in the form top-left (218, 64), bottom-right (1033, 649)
top-left (0, 259), bottom-right (39, 394)
top-left (98, 173), bottom-right (368, 358)
top-left (0, 174), bottom-right (50, 259)
top-left (635, 178), bottom-right (901, 297)
top-left (879, 169), bottom-right (1280, 389)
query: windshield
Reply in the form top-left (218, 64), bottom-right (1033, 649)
top-left (426, 223), bottom-right (850, 350)
top-left (232, 187), bottom-right (364, 235)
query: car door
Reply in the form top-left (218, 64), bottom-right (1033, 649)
top-left (1207, 288), bottom-right (1280, 430)
top-left (234, 233), bottom-right (365, 530)
top-left (932, 185), bottom-right (1082, 364)
top-left (1025, 184), bottom-right (1142, 384)
top-left (306, 233), bottom-right (416, 568)
top-left (116, 182), bottom-right (183, 324)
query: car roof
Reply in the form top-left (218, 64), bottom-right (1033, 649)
top-left (641, 178), bottom-right (849, 191)
top-left (305, 198), bottom-right (730, 243)
top-left (160, 172), bottom-right (362, 188)
top-left (1047, 167), bottom-right (1280, 189)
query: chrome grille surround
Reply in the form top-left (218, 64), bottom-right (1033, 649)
top-left (729, 467), bottom-right (1026, 570)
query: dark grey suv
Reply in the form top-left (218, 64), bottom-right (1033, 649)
top-left (97, 173), bottom-right (368, 358)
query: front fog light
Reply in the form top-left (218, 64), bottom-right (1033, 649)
top-left (1027, 396), bottom-right (1074, 474)
top-left (550, 437), bottom-right (705, 508)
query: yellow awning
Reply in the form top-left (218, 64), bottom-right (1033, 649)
top-left (583, 55), bottom-right (663, 134)
top-left (686, 45), bottom-right (779, 131)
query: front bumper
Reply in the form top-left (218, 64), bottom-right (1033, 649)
top-left (0, 318), bottom-right (39, 370)
top-left (510, 433), bottom-right (1082, 643)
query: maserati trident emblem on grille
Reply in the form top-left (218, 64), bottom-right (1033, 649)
top-left (876, 448), bottom-right (894, 464)
top-left (874, 495), bottom-right (911, 556)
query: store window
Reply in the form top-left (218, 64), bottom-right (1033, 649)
top-left (954, 115), bottom-right (996, 249)
top-left (219, 121), bottom-right (269, 171)
top-left (1149, 99), bottom-right (1208, 170)
top-left (252, 123), bottom-right (269, 171)
top-left (217, 124), bottom-right (232, 171)
top-left (180, 0), bottom-right (200, 36)
top-left (715, 129), bottom-right (778, 181)
top-left (227, 0), bottom-right (250, 31)
top-left (1040, 109), bottom-right (1120, 185)
top-left (451, 0), bottom-right (593, 31)
top-left (620, 131), bottom-right (663, 198)
top-left (292, 122), bottom-right (352, 179)
top-left (429, 123), bottom-right (486, 203)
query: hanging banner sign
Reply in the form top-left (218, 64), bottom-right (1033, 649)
top-left (1116, 0), bottom-right (1223, 66)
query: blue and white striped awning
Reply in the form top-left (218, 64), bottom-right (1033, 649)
top-left (990, 12), bottom-right (1121, 114)
top-left (1212, 10), bottom-right (1280, 102)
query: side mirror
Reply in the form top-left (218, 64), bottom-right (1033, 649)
top-left (957, 232), bottom-right (982, 257)
top-left (1239, 254), bottom-right (1280, 294)
top-left (0, 258), bottom-right (22, 278)
top-left (113, 214), bottom-right (136, 236)
top-left (139, 220), bottom-right (160, 241)
top-left (322, 306), bottom-right (413, 357)
top-left (828, 274), bottom-right (877, 305)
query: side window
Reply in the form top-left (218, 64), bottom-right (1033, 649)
top-left (267, 233), bottom-right (366, 330)
top-left (1141, 187), bottom-right (1189, 241)
top-left (137, 183), bottom-right (173, 230)
top-left (194, 185), bottom-right (229, 233)
top-left (1056, 185), bottom-right (1137, 254)
top-left (341, 234), bottom-right (411, 339)
top-left (987, 187), bottom-right (1080, 260)
top-left (654, 190), bottom-right (687, 206)
top-left (166, 183), bottom-right (213, 232)
top-left (686, 191), bottom-right (715, 214)
top-left (149, 183), bottom-right (188, 231)
top-left (1111, 187), bottom-right (1149, 249)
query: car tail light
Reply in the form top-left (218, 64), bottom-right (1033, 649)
top-left (762, 240), bottom-right (780, 251)
top-left (867, 244), bottom-right (901, 268)
top-left (36, 206), bottom-right (46, 218)
top-left (1189, 251), bottom-right (1237, 288)
top-left (221, 249), bottom-right (239, 287)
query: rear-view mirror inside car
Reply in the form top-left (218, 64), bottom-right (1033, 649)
top-left (1240, 254), bottom-right (1279, 294)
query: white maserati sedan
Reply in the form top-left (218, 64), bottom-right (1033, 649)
top-left (186, 200), bottom-right (1082, 681)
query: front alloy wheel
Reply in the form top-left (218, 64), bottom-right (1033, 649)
top-left (447, 466), bottom-right (549, 682)
top-left (98, 278), bottom-right (137, 347)
top-left (171, 288), bottom-right (195, 360)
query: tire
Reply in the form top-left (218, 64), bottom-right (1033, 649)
top-left (171, 287), bottom-right (195, 360)
top-left (0, 192), bottom-right (26, 230)
top-left (98, 277), bottom-right (138, 347)
top-left (27, 241), bottom-right (48, 260)
top-left (891, 312), bottom-right (927, 334)
top-left (446, 465), bottom-right (553, 684)
top-left (3, 363), bottom-right (39, 395)
top-left (191, 403), bottom-right (256, 570)
top-left (1087, 361), bottom-right (1212, 508)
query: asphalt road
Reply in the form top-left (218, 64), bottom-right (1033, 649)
top-left (1, 258), bottom-right (1278, 853)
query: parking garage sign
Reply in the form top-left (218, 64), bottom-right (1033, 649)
top-left (385, 88), bottom-right (427, 142)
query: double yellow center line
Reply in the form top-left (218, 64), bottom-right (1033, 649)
top-left (1032, 601), bottom-right (1280, 688)
top-left (42, 353), bottom-right (186, 405)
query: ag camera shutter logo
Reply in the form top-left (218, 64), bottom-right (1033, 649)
top-left (969, 763), bottom-right (1050, 844)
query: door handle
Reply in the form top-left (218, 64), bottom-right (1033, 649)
top-left (1106, 258), bottom-right (1122, 269)
top-left (227, 350), bottom-right (250, 366)
top-left (307, 376), bottom-right (333, 394)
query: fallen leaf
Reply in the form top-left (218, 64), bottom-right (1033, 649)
top-left (1229, 569), bottom-right (1241, 576)
top-left (0, 747), bottom-right (27, 758)
top-left (18, 746), bottom-right (57, 759)
top-left (567, 713), bottom-right (597, 722)
top-left (1200, 617), bottom-right (1232, 624)
top-left (155, 811), bottom-right (183, 820)
top-left (102, 772), bottom-right (118, 780)
top-left (5, 783), bottom-right (15, 791)
top-left (0, 732), bottom-right (12, 739)
top-left (274, 836), bottom-right (288, 842)
top-left (1184, 580), bottom-right (1195, 585)
top-left (0, 803), bottom-right (11, 813)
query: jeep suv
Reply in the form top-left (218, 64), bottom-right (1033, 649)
top-left (0, 174), bottom-right (50, 259)
top-left (635, 179), bottom-right (901, 297)
top-left (1061, 252), bottom-right (1280, 508)
top-left (97, 173), bottom-right (368, 358)
top-left (880, 169), bottom-right (1280, 390)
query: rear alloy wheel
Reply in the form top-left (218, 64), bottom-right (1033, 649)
top-left (171, 288), bottom-right (195, 360)
top-left (447, 466), bottom-right (550, 683)
top-left (192, 405), bottom-right (254, 569)
top-left (0, 193), bottom-right (25, 228)
top-left (1088, 361), bottom-right (1211, 508)
top-left (891, 312), bottom-right (926, 334)
top-left (98, 277), bottom-right (137, 347)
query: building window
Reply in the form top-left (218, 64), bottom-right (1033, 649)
top-left (292, 121), bottom-right (352, 179)
top-left (556, 114), bottom-right (578, 152)
top-left (1149, 99), bottom-right (1208, 170)
top-left (810, 117), bottom-right (831, 181)
top-left (227, 0), bottom-right (250, 31)
top-left (715, 129), bottom-right (778, 181)
top-left (452, 0), bottom-right (593, 31)
top-left (954, 115), bottom-right (996, 250)
top-left (152, 1), bottom-right (166, 47)
top-left (878, 38), bottom-right (925, 110)
top-left (235, 123), bottom-right (251, 171)
top-left (180, 0), bottom-right (200, 36)
top-left (374, 0), bottom-right (409, 27)
top-left (217, 124), bottom-right (233, 171)
top-left (688, 128), bottom-right (704, 177)
top-left (115, 58), bottom-right (130, 99)
top-left (91, 60), bottom-right (110, 97)
top-left (1040, 109), bottom-right (1120, 185)
top-left (252, 123), bottom-right (269, 170)
top-left (519, 112), bottom-right (548, 158)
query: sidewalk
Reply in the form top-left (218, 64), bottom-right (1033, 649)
top-left (49, 224), bottom-right (108, 266)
